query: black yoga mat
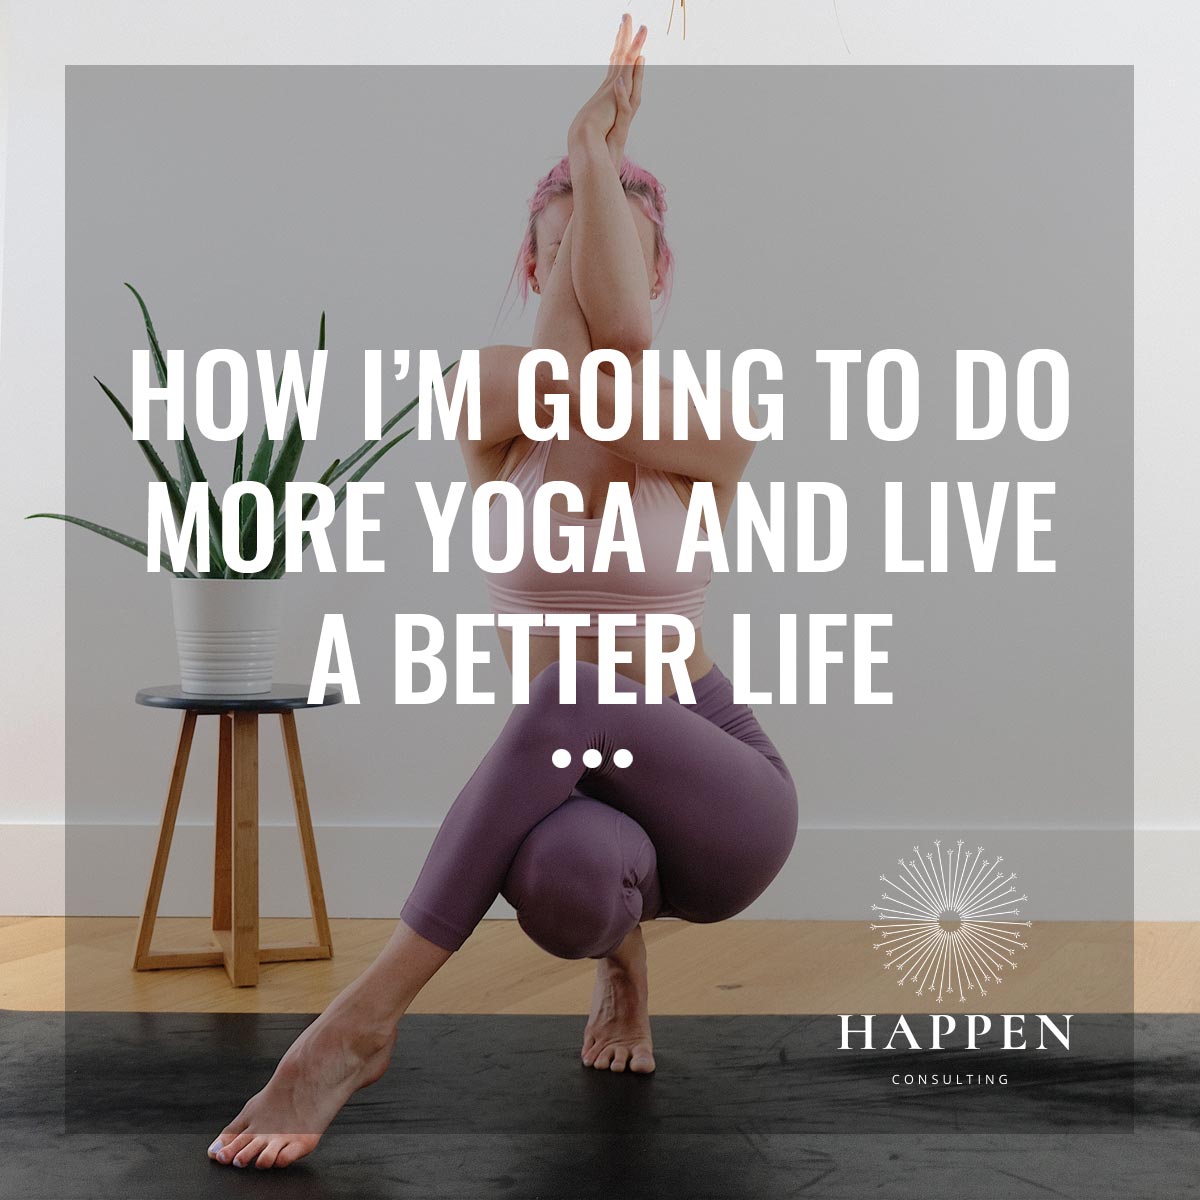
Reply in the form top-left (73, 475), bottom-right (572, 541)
top-left (3, 1009), bottom-right (1197, 1199)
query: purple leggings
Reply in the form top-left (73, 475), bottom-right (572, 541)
top-left (400, 661), bottom-right (798, 959)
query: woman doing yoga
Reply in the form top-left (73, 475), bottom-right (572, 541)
top-left (208, 15), bottom-right (798, 1170)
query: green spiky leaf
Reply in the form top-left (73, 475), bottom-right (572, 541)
top-left (27, 513), bottom-right (198, 577)
top-left (264, 457), bottom-right (342, 577)
top-left (125, 284), bottom-right (225, 573)
top-left (124, 283), bottom-right (168, 386)
top-left (267, 427), bottom-right (411, 579)
top-left (328, 359), bottom-right (456, 486)
top-left (94, 376), bottom-right (191, 530)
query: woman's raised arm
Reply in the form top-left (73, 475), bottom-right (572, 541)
top-left (531, 217), bottom-right (593, 364)
top-left (534, 351), bottom-right (756, 487)
top-left (566, 18), bottom-right (654, 359)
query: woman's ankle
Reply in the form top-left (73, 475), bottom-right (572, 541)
top-left (323, 972), bottom-right (407, 1035)
top-left (603, 925), bottom-right (647, 975)
top-left (329, 921), bottom-right (454, 1030)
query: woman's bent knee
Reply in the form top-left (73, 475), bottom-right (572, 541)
top-left (518, 904), bottom-right (633, 960)
top-left (509, 859), bottom-right (641, 961)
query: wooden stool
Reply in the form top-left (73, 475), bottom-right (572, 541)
top-left (132, 684), bottom-right (342, 986)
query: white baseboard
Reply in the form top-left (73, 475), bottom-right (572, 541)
top-left (0, 823), bottom-right (1194, 920)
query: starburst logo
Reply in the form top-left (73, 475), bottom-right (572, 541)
top-left (870, 839), bottom-right (1032, 1004)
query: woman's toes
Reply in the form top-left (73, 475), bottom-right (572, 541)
top-left (253, 1137), bottom-right (287, 1170)
top-left (214, 1130), bottom-right (256, 1165)
top-left (630, 1046), bottom-right (655, 1073)
top-left (208, 1118), bottom-right (246, 1158)
top-left (275, 1139), bottom-right (310, 1169)
top-left (592, 1044), bottom-right (615, 1070)
top-left (630, 1046), bottom-right (656, 1074)
top-left (232, 1135), bottom-right (272, 1168)
top-left (609, 1046), bottom-right (630, 1072)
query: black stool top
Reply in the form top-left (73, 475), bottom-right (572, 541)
top-left (135, 685), bottom-right (343, 714)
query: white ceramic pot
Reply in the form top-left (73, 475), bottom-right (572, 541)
top-left (171, 578), bottom-right (281, 695)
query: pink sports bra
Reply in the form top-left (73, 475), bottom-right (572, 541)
top-left (486, 439), bottom-right (712, 637)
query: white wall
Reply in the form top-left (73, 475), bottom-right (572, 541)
top-left (1, 1), bottom-right (1196, 917)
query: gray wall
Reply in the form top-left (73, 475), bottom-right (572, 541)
top-left (59, 65), bottom-right (1129, 921)
top-left (3, 1), bottom-right (1185, 922)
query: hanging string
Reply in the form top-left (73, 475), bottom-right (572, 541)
top-left (666, 0), bottom-right (686, 39)
top-left (665, 2), bottom-right (850, 53)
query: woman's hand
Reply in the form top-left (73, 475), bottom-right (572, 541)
top-left (605, 16), bottom-right (646, 168)
top-left (568, 14), bottom-right (647, 168)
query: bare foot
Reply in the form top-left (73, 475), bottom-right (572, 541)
top-left (207, 996), bottom-right (396, 1169)
top-left (581, 925), bottom-right (655, 1073)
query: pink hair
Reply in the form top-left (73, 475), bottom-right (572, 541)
top-left (513, 155), bottom-right (674, 305)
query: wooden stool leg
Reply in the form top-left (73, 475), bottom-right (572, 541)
top-left (225, 711), bottom-right (260, 987)
top-left (213, 713), bottom-right (233, 932)
top-left (133, 711), bottom-right (197, 969)
top-left (280, 712), bottom-right (333, 954)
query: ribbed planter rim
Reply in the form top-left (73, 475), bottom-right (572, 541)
top-left (170, 577), bottom-right (282, 696)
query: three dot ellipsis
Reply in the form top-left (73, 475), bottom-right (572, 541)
top-left (551, 748), bottom-right (633, 768)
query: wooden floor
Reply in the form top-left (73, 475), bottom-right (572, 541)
top-left (2, 916), bottom-right (1194, 1014)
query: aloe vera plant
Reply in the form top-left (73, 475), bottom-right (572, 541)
top-left (30, 285), bottom-right (443, 579)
